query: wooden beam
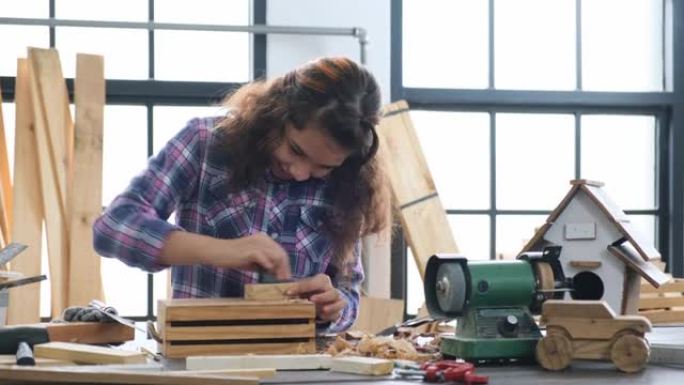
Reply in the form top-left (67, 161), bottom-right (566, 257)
top-left (34, 342), bottom-right (146, 365)
top-left (45, 322), bottom-right (133, 344)
top-left (6, 58), bottom-right (44, 325)
top-left (27, 48), bottom-right (70, 317)
top-left (330, 356), bottom-right (394, 376)
top-left (0, 367), bottom-right (258, 385)
top-left (67, 54), bottom-right (105, 307)
top-left (0, 85), bottom-right (11, 249)
top-left (243, 282), bottom-right (297, 301)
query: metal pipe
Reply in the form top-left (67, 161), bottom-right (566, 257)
top-left (0, 17), bottom-right (368, 64)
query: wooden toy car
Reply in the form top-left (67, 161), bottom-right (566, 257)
top-left (536, 300), bottom-right (651, 373)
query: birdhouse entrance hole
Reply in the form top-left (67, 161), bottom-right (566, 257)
top-left (571, 271), bottom-right (604, 300)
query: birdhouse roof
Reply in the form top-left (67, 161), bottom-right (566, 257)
top-left (521, 180), bottom-right (669, 287)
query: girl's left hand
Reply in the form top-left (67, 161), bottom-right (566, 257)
top-left (287, 273), bottom-right (346, 322)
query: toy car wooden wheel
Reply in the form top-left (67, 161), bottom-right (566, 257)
top-left (536, 333), bottom-right (573, 371)
top-left (610, 334), bottom-right (650, 373)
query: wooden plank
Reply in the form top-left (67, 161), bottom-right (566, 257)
top-left (27, 48), bottom-right (70, 317)
top-left (67, 54), bottom-right (105, 307)
top-left (377, 101), bottom-right (459, 278)
top-left (608, 245), bottom-right (670, 288)
top-left (399, 197), bottom-right (458, 276)
top-left (6, 58), bottom-right (44, 325)
top-left (27, 47), bottom-right (71, 220)
top-left (0, 85), bottom-right (11, 249)
top-left (166, 323), bottom-right (314, 341)
top-left (162, 340), bottom-right (316, 358)
top-left (34, 342), bottom-right (147, 365)
top-left (243, 282), bottom-right (297, 301)
top-left (641, 278), bottom-right (683, 294)
top-left (569, 260), bottom-right (602, 269)
top-left (45, 322), bottom-right (134, 344)
top-left (639, 295), bottom-right (684, 310)
top-left (160, 298), bottom-right (314, 321)
top-left (639, 310), bottom-right (684, 324)
top-left (351, 296), bottom-right (404, 334)
top-left (186, 354), bottom-right (332, 371)
top-left (0, 355), bottom-right (73, 367)
top-left (330, 356), bottom-right (394, 376)
top-left (0, 367), bottom-right (257, 385)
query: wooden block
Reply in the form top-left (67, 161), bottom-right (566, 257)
top-left (186, 354), bottom-right (332, 371)
top-left (177, 368), bottom-right (276, 379)
top-left (330, 356), bottom-right (394, 376)
top-left (541, 300), bottom-right (614, 320)
top-left (158, 298), bottom-right (316, 358)
top-left (0, 367), bottom-right (257, 385)
top-left (34, 342), bottom-right (147, 365)
top-left (68, 53), bottom-right (105, 307)
top-left (6, 58), bottom-right (44, 325)
top-left (45, 322), bottom-right (134, 344)
top-left (163, 341), bottom-right (316, 359)
top-left (544, 316), bottom-right (651, 340)
top-left (27, 48), bottom-right (70, 317)
top-left (243, 282), bottom-right (297, 301)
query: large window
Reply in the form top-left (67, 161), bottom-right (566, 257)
top-left (394, 0), bottom-right (676, 315)
top-left (0, 0), bottom-right (260, 319)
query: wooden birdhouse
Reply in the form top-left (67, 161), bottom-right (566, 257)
top-left (520, 179), bottom-right (670, 315)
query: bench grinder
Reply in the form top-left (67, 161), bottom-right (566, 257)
top-left (424, 246), bottom-right (567, 362)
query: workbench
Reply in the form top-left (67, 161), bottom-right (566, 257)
top-left (2, 326), bottom-right (682, 384)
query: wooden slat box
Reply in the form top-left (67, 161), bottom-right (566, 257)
top-left (158, 298), bottom-right (316, 358)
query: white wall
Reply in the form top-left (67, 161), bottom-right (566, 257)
top-left (267, 0), bottom-right (393, 298)
top-left (266, 0), bottom-right (391, 104)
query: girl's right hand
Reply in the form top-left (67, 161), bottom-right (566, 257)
top-left (226, 233), bottom-right (291, 281)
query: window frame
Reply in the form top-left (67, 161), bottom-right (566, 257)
top-left (391, 0), bottom-right (682, 308)
top-left (0, 0), bottom-right (265, 321)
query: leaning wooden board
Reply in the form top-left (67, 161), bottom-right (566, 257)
top-left (158, 298), bottom-right (316, 358)
top-left (377, 100), bottom-right (459, 278)
top-left (0, 366), bottom-right (257, 385)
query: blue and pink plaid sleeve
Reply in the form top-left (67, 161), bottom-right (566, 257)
top-left (93, 119), bottom-right (207, 272)
top-left (326, 240), bottom-right (364, 333)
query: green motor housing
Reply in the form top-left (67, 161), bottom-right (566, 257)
top-left (425, 254), bottom-right (542, 362)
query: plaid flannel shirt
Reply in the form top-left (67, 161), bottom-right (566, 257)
top-left (93, 117), bottom-right (363, 332)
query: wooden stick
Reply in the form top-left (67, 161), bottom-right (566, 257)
top-left (0, 85), bottom-right (11, 249)
top-left (34, 342), bottom-right (146, 365)
top-left (27, 48), bottom-right (70, 317)
top-left (6, 58), bottom-right (44, 325)
top-left (67, 53), bottom-right (105, 307)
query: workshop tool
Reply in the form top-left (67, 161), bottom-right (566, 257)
top-left (424, 246), bottom-right (568, 361)
top-left (395, 360), bottom-right (488, 384)
top-left (156, 298), bottom-right (316, 358)
top-left (0, 274), bottom-right (46, 290)
top-left (0, 243), bottom-right (28, 266)
top-left (16, 341), bottom-right (35, 366)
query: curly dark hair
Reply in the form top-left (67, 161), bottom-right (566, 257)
top-left (214, 57), bottom-right (389, 268)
